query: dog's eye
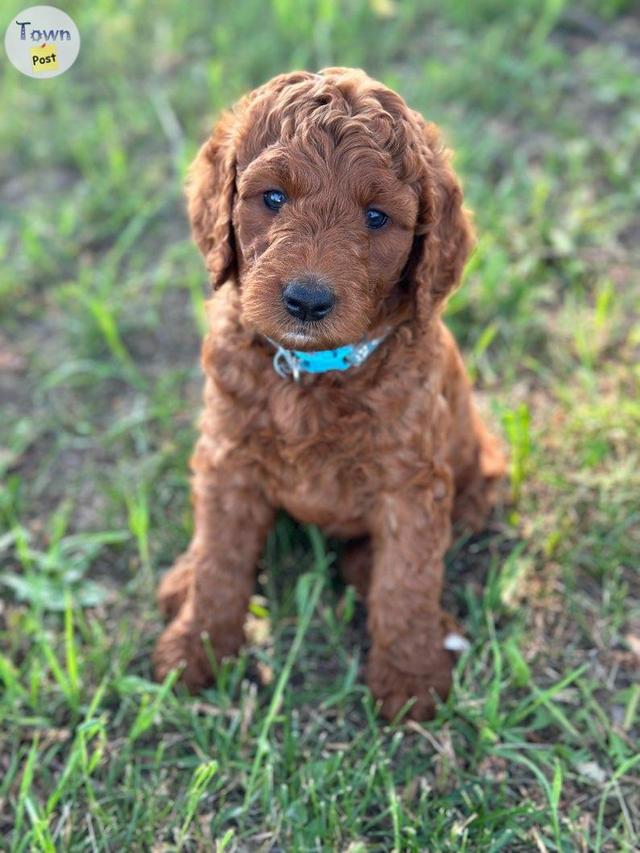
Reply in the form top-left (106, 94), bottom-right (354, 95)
top-left (365, 208), bottom-right (389, 229)
top-left (263, 190), bottom-right (287, 212)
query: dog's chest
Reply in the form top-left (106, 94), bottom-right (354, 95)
top-left (249, 378), bottom-right (430, 531)
top-left (262, 442), bottom-right (378, 534)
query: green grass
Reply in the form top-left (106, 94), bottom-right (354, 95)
top-left (1, 0), bottom-right (639, 849)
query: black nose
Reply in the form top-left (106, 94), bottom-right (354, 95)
top-left (282, 278), bottom-right (335, 322)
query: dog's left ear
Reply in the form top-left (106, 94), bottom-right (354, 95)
top-left (186, 110), bottom-right (237, 289)
top-left (410, 120), bottom-right (474, 325)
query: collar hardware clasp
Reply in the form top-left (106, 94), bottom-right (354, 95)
top-left (271, 344), bottom-right (302, 382)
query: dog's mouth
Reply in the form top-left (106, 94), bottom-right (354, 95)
top-left (276, 324), bottom-right (326, 351)
top-left (261, 310), bottom-right (378, 352)
top-left (272, 322), bottom-right (363, 353)
top-left (279, 332), bottom-right (315, 348)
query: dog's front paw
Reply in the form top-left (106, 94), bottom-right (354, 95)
top-left (153, 617), bottom-right (214, 691)
top-left (366, 645), bottom-right (454, 722)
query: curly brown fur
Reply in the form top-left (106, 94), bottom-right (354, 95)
top-left (153, 68), bottom-right (506, 721)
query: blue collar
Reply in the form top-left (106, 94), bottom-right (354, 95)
top-left (267, 333), bottom-right (387, 381)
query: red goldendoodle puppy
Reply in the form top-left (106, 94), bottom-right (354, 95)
top-left (153, 67), bottom-right (505, 720)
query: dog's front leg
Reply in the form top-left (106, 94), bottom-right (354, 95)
top-left (153, 455), bottom-right (274, 691)
top-left (366, 486), bottom-right (457, 721)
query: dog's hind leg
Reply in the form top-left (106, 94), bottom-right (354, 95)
top-left (452, 406), bottom-right (506, 531)
top-left (157, 555), bottom-right (195, 621)
top-left (340, 536), bottom-right (373, 600)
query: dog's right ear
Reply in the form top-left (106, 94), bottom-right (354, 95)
top-left (186, 111), bottom-right (237, 289)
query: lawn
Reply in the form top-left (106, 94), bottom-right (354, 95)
top-left (1, 0), bottom-right (639, 849)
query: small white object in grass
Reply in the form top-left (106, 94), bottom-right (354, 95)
top-left (444, 633), bottom-right (470, 653)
